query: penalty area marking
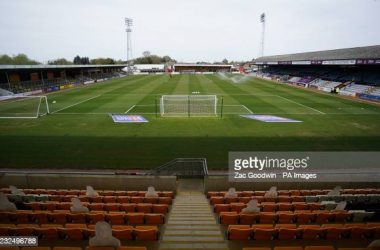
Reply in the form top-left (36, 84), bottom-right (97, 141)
top-left (124, 105), bottom-right (135, 114)
top-left (275, 95), bottom-right (325, 115)
top-left (51, 95), bottom-right (102, 114)
top-left (242, 105), bottom-right (253, 114)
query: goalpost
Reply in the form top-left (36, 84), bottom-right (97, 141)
top-left (160, 95), bottom-right (217, 117)
top-left (0, 95), bottom-right (50, 119)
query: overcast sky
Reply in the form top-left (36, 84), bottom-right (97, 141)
top-left (1, 0), bottom-right (379, 63)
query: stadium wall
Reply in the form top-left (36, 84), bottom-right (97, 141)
top-left (0, 174), bottom-right (177, 192)
top-left (204, 176), bottom-right (380, 191)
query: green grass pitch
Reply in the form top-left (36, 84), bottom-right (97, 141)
top-left (1, 74), bottom-right (380, 170)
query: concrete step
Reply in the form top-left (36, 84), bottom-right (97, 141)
top-left (164, 230), bottom-right (223, 236)
top-left (166, 225), bottom-right (221, 230)
top-left (159, 243), bottom-right (229, 250)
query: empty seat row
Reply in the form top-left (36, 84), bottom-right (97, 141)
top-left (227, 224), bottom-right (380, 240)
top-left (207, 189), bottom-right (380, 198)
top-left (209, 195), bottom-right (380, 205)
top-left (0, 212), bottom-right (165, 224)
top-left (23, 202), bottom-right (169, 212)
top-left (0, 247), bottom-right (147, 250)
top-left (214, 202), bottom-right (326, 213)
top-left (1, 188), bottom-right (174, 198)
top-left (7, 195), bottom-right (173, 204)
top-left (0, 224), bottom-right (159, 241)
top-left (219, 211), bottom-right (374, 224)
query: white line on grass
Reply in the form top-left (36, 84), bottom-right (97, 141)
top-left (51, 95), bottom-right (102, 114)
top-left (124, 105), bottom-right (136, 114)
top-left (242, 105), bottom-right (253, 114)
top-left (275, 95), bottom-right (325, 115)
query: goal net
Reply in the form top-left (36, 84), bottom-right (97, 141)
top-left (160, 95), bottom-right (217, 117)
top-left (0, 95), bottom-right (50, 119)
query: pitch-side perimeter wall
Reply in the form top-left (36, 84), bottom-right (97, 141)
top-left (0, 174), bottom-right (177, 192)
top-left (204, 176), bottom-right (380, 192)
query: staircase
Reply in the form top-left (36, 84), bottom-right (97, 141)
top-left (159, 191), bottom-right (229, 250)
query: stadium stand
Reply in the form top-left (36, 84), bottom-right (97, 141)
top-left (252, 45), bottom-right (380, 102)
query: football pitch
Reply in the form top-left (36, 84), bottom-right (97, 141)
top-left (1, 74), bottom-right (380, 170)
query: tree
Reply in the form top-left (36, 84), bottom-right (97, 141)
top-left (222, 58), bottom-right (229, 64)
top-left (90, 58), bottom-right (116, 65)
top-left (73, 55), bottom-right (81, 65)
top-left (0, 54), bottom-right (39, 65)
top-left (48, 58), bottom-right (73, 65)
top-left (73, 56), bottom-right (90, 65)
top-left (143, 51), bottom-right (151, 58)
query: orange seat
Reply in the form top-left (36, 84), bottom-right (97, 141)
top-left (126, 191), bottom-right (138, 196)
top-left (291, 196), bottom-right (304, 202)
top-left (278, 213), bottom-right (297, 223)
top-left (8, 212), bottom-right (30, 223)
top-left (65, 224), bottom-right (87, 229)
top-left (220, 213), bottom-right (238, 224)
top-left (239, 213), bottom-right (259, 224)
top-left (144, 197), bottom-right (158, 204)
top-left (224, 197), bottom-right (238, 204)
top-left (158, 197), bottom-right (172, 205)
top-left (136, 203), bottom-right (152, 213)
top-left (137, 191), bottom-right (146, 197)
top-left (262, 204), bottom-right (278, 213)
top-left (278, 203), bottom-right (294, 211)
top-left (67, 213), bottom-right (86, 223)
top-left (86, 213), bottom-right (105, 223)
top-left (259, 213), bottom-right (277, 224)
top-left (278, 196), bottom-right (292, 202)
top-left (62, 196), bottom-right (76, 202)
top-left (301, 228), bottom-right (327, 239)
top-left (152, 204), bottom-right (168, 214)
top-left (230, 203), bottom-right (246, 213)
top-left (145, 214), bottom-right (164, 224)
top-left (48, 213), bottom-right (68, 224)
top-left (254, 191), bottom-right (266, 196)
top-left (56, 203), bottom-right (71, 210)
top-left (90, 197), bottom-right (103, 203)
top-left (133, 226), bottom-right (158, 240)
top-left (275, 224), bottom-right (297, 229)
top-left (273, 247), bottom-right (303, 250)
top-left (41, 224), bottom-right (63, 228)
top-left (238, 197), bottom-right (252, 204)
top-left (297, 213), bottom-right (316, 223)
top-left (104, 203), bottom-right (120, 212)
top-left (54, 247), bottom-right (82, 250)
top-left (29, 212), bottom-right (50, 223)
top-left (120, 204), bottom-right (136, 213)
top-left (316, 213), bottom-right (336, 223)
top-left (41, 203), bottom-right (57, 211)
top-left (106, 213), bottom-right (125, 224)
top-left (103, 196), bottom-right (117, 203)
top-left (112, 228), bottom-right (133, 240)
top-left (290, 190), bottom-right (301, 196)
top-left (161, 191), bottom-right (173, 198)
top-left (242, 248), bottom-right (271, 250)
top-left (278, 228), bottom-right (303, 240)
top-left (336, 248), bottom-right (366, 250)
top-left (335, 212), bottom-right (354, 222)
top-left (228, 227), bottom-right (254, 240)
top-left (126, 213), bottom-right (144, 224)
top-left (265, 197), bottom-right (278, 203)
top-left (25, 202), bottom-right (42, 211)
top-left (58, 228), bottom-right (83, 240)
top-left (293, 203), bottom-right (309, 210)
top-left (118, 247), bottom-right (147, 250)
top-left (34, 228), bottom-right (59, 239)
top-left (86, 247), bottom-right (114, 250)
top-left (103, 191), bottom-right (115, 196)
top-left (0, 227), bottom-right (10, 236)
top-left (114, 191), bottom-right (127, 196)
top-left (66, 190), bottom-right (80, 196)
top-left (253, 228), bottom-right (279, 240)
top-left (325, 227), bottom-right (351, 239)
top-left (350, 227), bottom-right (376, 239)
top-left (251, 196), bottom-right (265, 203)
top-left (207, 191), bottom-right (220, 199)
top-left (117, 196), bottom-right (131, 203)
top-left (242, 191), bottom-right (254, 197)
top-left (21, 247), bottom-right (51, 250)
top-left (9, 227), bottom-right (34, 236)
top-left (82, 228), bottom-right (95, 239)
top-left (214, 204), bottom-right (230, 213)
top-left (0, 247), bottom-right (20, 250)
top-left (130, 197), bottom-right (144, 204)
top-left (87, 203), bottom-right (104, 211)
top-left (304, 247), bottom-right (334, 250)
top-left (309, 203), bottom-right (325, 210)
top-left (252, 224), bottom-right (274, 229)
top-left (210, 197), bottom-right (224, 205)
